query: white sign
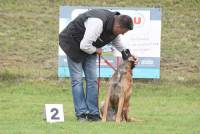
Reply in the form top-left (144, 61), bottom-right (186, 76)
top-left (44, 104), bottom-right (64, 123)
top-left (59, 6), bottom-right (161, 78)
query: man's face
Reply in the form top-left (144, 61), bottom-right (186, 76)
top-left (113, 25), bottom-right (129, 35)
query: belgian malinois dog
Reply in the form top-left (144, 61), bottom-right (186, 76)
top-left (102, 54), bottom-right (137, 123)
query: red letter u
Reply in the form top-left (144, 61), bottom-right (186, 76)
top-left (134, 17), bottom-right (141, 24)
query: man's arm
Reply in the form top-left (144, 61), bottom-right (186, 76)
top-left (111, 35), bottom-right (127, 52)
top-left (112, 36), bottom-right (138, 63)
top-left (80, 18), bottom-right (103, 54)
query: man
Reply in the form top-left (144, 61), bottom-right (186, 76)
top-left (59, 9), bottom-right (133, 122)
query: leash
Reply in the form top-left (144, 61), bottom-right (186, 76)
top-left (97, 56), bottom-right (116, 94)
top-left (98, 55), bottom-right (116, 92)
top-left (101, 56), bottom-right (116, 71)
top-left (97, 55), bottom-right (101, 109)
top-left (97, 55), bottom-right (117, 111)
top-left (97, 56), bottom-right (116, 95)
top-left (98, 55), bottom-right (101, 95)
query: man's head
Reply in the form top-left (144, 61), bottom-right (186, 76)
top-left (113, 15), bottom-right (133, 35)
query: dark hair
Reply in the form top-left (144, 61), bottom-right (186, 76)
top-left (118, 15), bottom-right (133, 30)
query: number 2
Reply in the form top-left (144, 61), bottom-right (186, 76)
top-left (51, 108), bottom-right (60, 120)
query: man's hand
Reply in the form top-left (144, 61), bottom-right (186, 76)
top-left (134, 56), bottom-right (139, 65)
top-left (96, 48), bottom-right (102, 56)
top-left (128, 55), bottom-right (139, 65)
top-left (121, 49), bottom-right (131, 60)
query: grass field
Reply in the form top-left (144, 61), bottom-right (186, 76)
top-left (0, 80), bottom-right (200, 134)
top-left (0, 0), bottom-right (200, 134)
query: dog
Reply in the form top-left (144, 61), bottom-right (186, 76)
top-left (101, 55), bottom-right (137, 123)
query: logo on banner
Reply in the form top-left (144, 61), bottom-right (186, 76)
top-left (132, 13), bottom-right (145, 28)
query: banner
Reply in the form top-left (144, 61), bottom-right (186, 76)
top-left (58, 6), bottom-right (161, 78)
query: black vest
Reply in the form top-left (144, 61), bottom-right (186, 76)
top-left (59, 9), bottom-right (120, 62)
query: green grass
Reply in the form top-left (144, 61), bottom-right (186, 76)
top-left (0, 0), bottom-right (200, 81)
top-left (0, 0), bottom-right (200, 133)
top-left (0, 80), bottom-right (200, 134)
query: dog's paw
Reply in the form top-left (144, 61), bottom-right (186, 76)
top-left (102, 118), bottom-right (106, 122)
top-left (127, 117), bottom-right (135, 122)
top-left (128, 117), bottom-right (143, 122)
top-left (116, 118), bottom-right (121, 123)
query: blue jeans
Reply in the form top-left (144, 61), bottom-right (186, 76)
top-left (67, 55), bottom-right (99, 117)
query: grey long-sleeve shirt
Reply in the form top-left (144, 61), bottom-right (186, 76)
top-left (80, 18), bottom-right (125, 54)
